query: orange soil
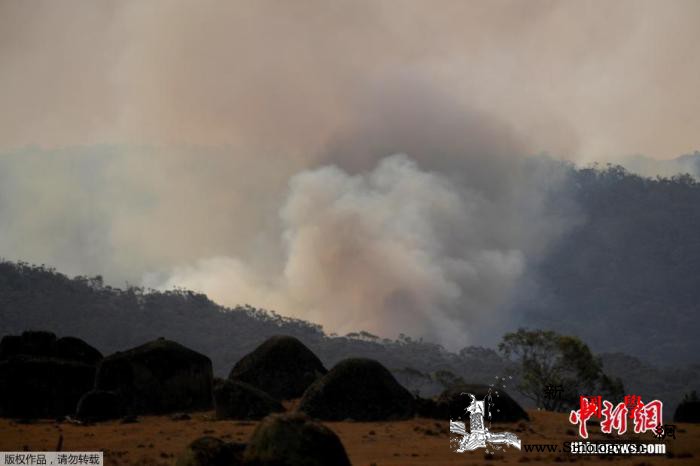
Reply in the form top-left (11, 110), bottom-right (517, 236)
top-left (0, 410), bottom-right (697, 466)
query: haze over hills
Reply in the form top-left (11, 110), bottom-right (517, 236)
top-left (617, 151), bottom-right (700, 179)
top-left (515, 161), bottom-right (700, 365)
top-left (3, 146), bottom-right (700, 361)
top-left (3, 159), bottom-right (700, 367)
top-left (0, 258), bottom-right (698, 415)
top-left (2, 154), bottom-right (700, 417)
top-left (2, 0), bottom-right (699, 374)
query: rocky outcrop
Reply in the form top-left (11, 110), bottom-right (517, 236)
top-left (229, 336), bottom-right (326, 400)
top-left (0, 356), bottom-right (95, 418)
top-left (0, 331), bottom-right (102, 419)
top-left (298, 358), bottom-right (414, 421)
top-left (76, 389), bottom-right (127, 421)
top-left (96, 338), bottom-right (213, 414)
top-left (244, 413), bottom-right (351, 466)
top-left (176, 437), bottom-right (245, 466)
top-left (213, 380), bottom-right (284, 420)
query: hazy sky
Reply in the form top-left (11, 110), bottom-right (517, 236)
top-left (1, 0), bottom-right (699, 346)
top-left (1, 0), bottom-right (699, 159)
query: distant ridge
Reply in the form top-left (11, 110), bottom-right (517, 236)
top-left (1, 258), bottom-right (698, 414)
top-left (0, 260), bottom-right (499, 379)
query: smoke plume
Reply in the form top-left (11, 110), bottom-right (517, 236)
top-left (1, 0), bottom-right (698, 346)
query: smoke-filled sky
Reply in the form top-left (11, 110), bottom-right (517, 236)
top-left (1, 0), bottom-right (699, 347)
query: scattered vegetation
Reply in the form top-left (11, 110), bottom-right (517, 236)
top-left (499, 329), bottom-right (624, 411)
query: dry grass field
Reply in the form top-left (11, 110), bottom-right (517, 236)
top-left (0, 409), bottom-right (697, 466)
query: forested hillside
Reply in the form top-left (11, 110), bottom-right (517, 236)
top-left (1, 257), bottom-right (698, 413)
top-left (521, 165), bottom-right (700, 365)
top-left (0, 260), bottom-right (507, 381)
top-left (2, 164), bottom-right (700, 411)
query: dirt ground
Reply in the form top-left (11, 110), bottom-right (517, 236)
top-left (0, 410), bottom-right (696, 465)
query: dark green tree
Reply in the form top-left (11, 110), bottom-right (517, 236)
top-left (498, 329), bottom-right (624, 411)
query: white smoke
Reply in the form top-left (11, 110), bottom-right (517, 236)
top-left (10, 0), bottom-right (686, 346)
top-left (0, 80), bottom-right (580, 349)
top-left (146, 154), bottom-right (568, 348)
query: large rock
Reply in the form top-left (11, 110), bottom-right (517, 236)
top-left (0, 331), bottom-right (102, 365)
top-left (0, 356), bottom-right (95, 418)
top-left (298, 358), bottom-right (415, 421)
top-left (674, 400), bottom-right (700, 423)
top-left (176, 436), bottom-right (245, 466)
top-left (214, 380), bottom-right (284, 420)
top-left (11, 331), bottom-right (56, 356)
top-left (76, 390), bottom-right (127, 421)
top-left (243, 413), bottom-right (351, 466)
top-left (229, 336), bottom-right (326, 400)
top-left (0, 331), bottom-right (102, 419)
top-left (0, 335), bottom-right (23, 359)
top-left (96, 338), bottom-right (213, 415)
top-left (0, 331), bottom-right (56, 359)
top-left (54, 337), bottom-right (103, 365)
top-left (435, 384), bottom-right (529, 422)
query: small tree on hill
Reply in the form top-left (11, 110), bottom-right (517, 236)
top-left (498, 329), bottom-right (624, 412)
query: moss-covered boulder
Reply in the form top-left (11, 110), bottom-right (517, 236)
top-left (0, 331), bottom-right (102, 365)
top-left (0, 335), bottom-right (23, 359)
top-left (53, 337), bottom-right (103, 365)
top-left (0, 331), bottom-right (102, 419)
top-left (436, 384), bottom-right (529, 422)
top-left (298, 358), bottom-right (414, 421)
top-left (9, 331), bottom-right (56, 357)
top-left (176, 436), bottom-right (245, 466)
top-left (96, 338), bottom-right (213, 414)
top-left (243, 413), bottom-right (351, 466)
top-left (76, 390), bottom-right (127, 421)
top-left (0, 356), bottom-right (95, 418)
top-left (229, 336), bottom-right (326, 400)
top-left (214, 380), bottom-right (284, 420)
